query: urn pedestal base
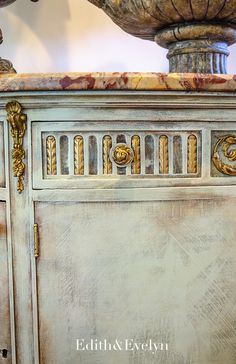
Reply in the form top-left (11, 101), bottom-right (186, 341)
top-left (155, 24), bottom-right (236, 74)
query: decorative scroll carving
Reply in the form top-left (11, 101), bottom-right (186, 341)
top-left (159, 135), bottom-right (169, 174)
top-left (112, 143), bottom-right (134, 166)
top-left (74, 135), bottom-right (84, 175)
top-left (103, 135), bottom-right (112, 174)
top-left (46, 136), bottom-right (57, 175)
top-left (6, 101), bottom-right (27, 193)
top-left (212, 135), bottom-right (236, 176)
top-left (187, 135), bottom-right (198, 174)
top-left (131, 135), bottom-right (141, 174)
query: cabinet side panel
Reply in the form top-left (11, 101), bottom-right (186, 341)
top-left (0, 202), bottom-right (11, 362)
top-left (0, 122), bottom-right (5, 188)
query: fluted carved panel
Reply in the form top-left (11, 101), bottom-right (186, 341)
top-left (41, 130), bottom-right (201, 179)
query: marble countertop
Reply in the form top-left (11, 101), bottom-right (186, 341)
top-left (0, 72), bottom-right (236, 92)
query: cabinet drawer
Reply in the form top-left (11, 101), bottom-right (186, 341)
top-left (32, 121), bottom-right (202, 189)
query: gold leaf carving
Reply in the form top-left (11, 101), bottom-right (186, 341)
top-left (74, 135), bottom-right (84, 175)
top-left (159, 135), bottom-right (169, 174)
top-left (187, 134), bottom-right (198, 174)
top-left (46, 136), bottom-right (57, 175)
top-left (103, 135), bottom-right (112, 174)
top-left (131, 135), bottom-right (141, 174)
top-left (6, 101), bottom-right (27, 193)
top-left (212, 135), bottom-right (236, 176)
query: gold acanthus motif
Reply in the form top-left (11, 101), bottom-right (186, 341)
top-left (212, 135), bottom-right (236, 176)
top-left (46, 136), bottom-right (57, 175)
top-left (74, 135), bottom-right (84, 175)
top-left (159, 135), bottom-right (169, 174)
top-left (112, 143), bottom-right (134, 166)
top-left (6, 101), bottom-right (27, 193)
top-left (103, 135), bottom-right (112, 174)
top-left (187, 134), bottom-right (198, 174)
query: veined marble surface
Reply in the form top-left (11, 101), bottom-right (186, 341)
top-left (0, 72), bottom-right (236, 92)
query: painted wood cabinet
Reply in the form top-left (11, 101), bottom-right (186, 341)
top-left (1, 73), bottom-right (236, 364)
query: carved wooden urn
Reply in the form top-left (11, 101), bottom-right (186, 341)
top-left (88, 0), bottom-right (236, 74)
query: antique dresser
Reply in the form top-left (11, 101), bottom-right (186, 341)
top-left (1, 72), bottom-right (236, 364)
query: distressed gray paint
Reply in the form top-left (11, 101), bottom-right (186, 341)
top-left (1, 89), bottom-right (236, 363)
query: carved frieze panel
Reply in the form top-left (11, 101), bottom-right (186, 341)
top-left (41, 130), bottom-right (201, 179)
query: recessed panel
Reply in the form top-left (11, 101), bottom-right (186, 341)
top-left (35, 199), bottom-right (236, 364)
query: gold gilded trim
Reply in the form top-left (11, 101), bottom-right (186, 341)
top-left (6, 101), bottom-right (27, 193)
top-left (34, 223), bottom-right (39, 258)
top-left (159, 135), bottom-right (169, 174)
top-left (131, 135), bottom-right (141, 174)
top-left (187, 134), bottom-right (198, 174)
top-left (103, 135), bottom-right (112, 174)
top-left (74, 135), bottom-right (84, 175)
top-left (46, 136), bottom-right (57, 175)
top-left (212, 135), bottom-right (236, 176)
top-left (112, 143), bottom-right (134, 166)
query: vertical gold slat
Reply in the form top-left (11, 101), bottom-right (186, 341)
top-left (34, 223), bottom-right (39, 258)
top-left (159, 135), bottom-right (169, 174)
top-left (103, 135), bottom-right (112, 174)
top-left (187, 134), bottom-right (198, 174)
top-left (74, 135), bottom-right (84, 175)
top-left (46, 136), bottom-right (57, 175)
top-left (131, 135), bottom-right (141, 174)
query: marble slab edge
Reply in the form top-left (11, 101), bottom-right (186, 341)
top-left (0, 72), bottom-right (236, 92)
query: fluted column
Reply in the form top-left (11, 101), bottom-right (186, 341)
top-left (155, 24), bottom-right (236, 74)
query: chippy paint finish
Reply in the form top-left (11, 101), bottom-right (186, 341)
top-left (1, 75), bottom-right (236, 363)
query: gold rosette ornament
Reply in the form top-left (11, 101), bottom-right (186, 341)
top-left (111, 143), bottom-right (134, 167)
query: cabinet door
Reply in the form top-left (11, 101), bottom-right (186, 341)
top-left (0, 202), bottom-right (11, 363)
top-left (34, 198), bottom-right (236, 364)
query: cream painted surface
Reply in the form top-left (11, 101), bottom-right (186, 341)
top-left (0, 0), bottom-right (236, 73)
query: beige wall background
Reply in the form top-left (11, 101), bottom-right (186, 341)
top-left (0, 0), bottom-right (236, 74)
